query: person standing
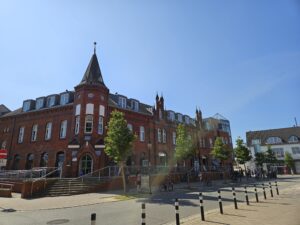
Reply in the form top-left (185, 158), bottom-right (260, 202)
top-left (136, 171), bottom-right (141, 192)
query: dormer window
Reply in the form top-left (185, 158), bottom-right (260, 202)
top-left (266, 136), bottom-right (282, 144)
top-left (288, 135), bottom-right (299, 143)
top-left (60, 93), bottom-right (69, 105)
top-left (184, 116), bottom-right (190, 124)
top-left (118, 97), bottom-right (127, 109)
top-left (47, 96), bottom-right (56, 107)
top-left (177, 114), bottom-right (183, 122)
top-left (23, 101), bottom-right (31, 112)
top-left (132, 100), bottom-right (139, 111)
top-left (168, 111), bottom-right (175, 121)
top-left (36, 98), bottom-right (45, 109)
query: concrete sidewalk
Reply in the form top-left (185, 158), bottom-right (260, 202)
top-left (164, 180), bottom-right (300, 225)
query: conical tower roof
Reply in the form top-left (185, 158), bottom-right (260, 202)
top-left (79, 52), bottom-right (105, 86)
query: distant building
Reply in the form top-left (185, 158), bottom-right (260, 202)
top-left (0, 47), bottom-right (232, 177)
top-left (246, 126), bottom-right (300, 173)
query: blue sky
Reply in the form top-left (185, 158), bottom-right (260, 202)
top-left (0, 1), bottom-right (299, 143)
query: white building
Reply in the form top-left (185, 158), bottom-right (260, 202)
top-left (246, 127), bottom-right (300, 174)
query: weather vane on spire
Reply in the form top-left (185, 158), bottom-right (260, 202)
top-left (94, 42), bottom-right (97, 54)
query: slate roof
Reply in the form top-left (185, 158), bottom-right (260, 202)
top-left (79, 53), bottom-right (105, 86)
top-left (246, 127), bottom-right (300, 146)
top-left (0, 104), bottom-right (11, 116)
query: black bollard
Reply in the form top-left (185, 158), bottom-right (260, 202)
top-left (141, 203), bottom-right (146, 225)
top-left (218, 190), bottom-right (223, 214)
top-left (175, 198), bottom-right (180, 225)
top-left (262, 183), bottom-right (267, 200)
top-left (254, 185), bottom-right (259, 203)
top-left (275, 181), bottom-right (279, 195)
top-left (269, 182), bottom-right (273, 198)
top-left (91, 213), bottom-right (96, 225)
top-left (199, 192), bottom-right (205, 221)
top-left (244, 186), bottom-right (249, 205)
top-left (232, 187), bottom-right (238, 209)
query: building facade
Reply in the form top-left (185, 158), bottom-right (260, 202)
top-left (0, 49), bottom-right (232, 176)
top-left (246, 127), bottom-right (300, 174)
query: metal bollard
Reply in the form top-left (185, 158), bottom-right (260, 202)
top-left (254, 185), bottom-right (259, 203)
top-left (199, 192), bottom-right (205, 221)
top-left (244, 186), bottom-right (249, 205)
top-left (275, 181), bottom-right (279, 195)
top-left (91, 213), bottom-right (96, 225)
top-left (141, 203), bottom-right (146, 225)
top-left (218, 189), bottom-right (223, 214)
top-left (175, 198), bottom-right (180, 225)
top-left (269, 182), bottom-right (273, 198)
top-left (232, 187), bottom-right (238, 209)
top-left (262, 183), bottom-right (267, 200)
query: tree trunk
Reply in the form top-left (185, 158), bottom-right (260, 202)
top-left (120, 161), bottom-right (127, 193)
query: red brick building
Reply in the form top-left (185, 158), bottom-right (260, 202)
top-left (0, 49), bottom-right (232, 177)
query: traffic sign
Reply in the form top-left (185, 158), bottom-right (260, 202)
top-left (0, 149), bottom-right (8, 159)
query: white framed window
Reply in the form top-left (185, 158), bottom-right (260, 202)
top-left (86, 103), bottom-right (94, 115)
top-left (157, 128), bottom-right (162, 143)
top-left (127, 124), bottom-right (133, 132)
top-left (60, 93), bottom-right (69, 105)
top-left (75, 116), bottom-right (80, 135)
top-left (162, 129), bottom-right (167, 143)
top-left (168, 111), bottom-right (175, 121)
top-left (31, 124), bottom-right (38, 142)
top-left (18, 127), bottom-right (25, 143)
top-left (45, 122), bottom-right (52, 140)
top-left (132, 100), bottom-right (139, 111)
top-left (185, 116), bottom-right (190, 124)
top-left (266, 136), bottom-right (282, 144)
top-left (36, 98), bottom-right (44, 109)
top-left (140, 126), bottom-right (145, 142)
top-left (98, 116), bottom-right (104, 135)
top-left (272, 148), bottom-right (284, 158)
top-left (251, 139), bottom-right (261, 145)
top-left (118, 97), bottom-right (127, 108)
top-left (60, 120), bottom-right (67, 139)
top-left (177, 114), bottom-right (182, 122)
top-left (172, 131), bottom-right (176, 145)
top-left (99, 105), bottom-right (105, 116)
top-left (288, 136), bottom-right (299, 143)
top-left (292, 147), bottom-right (300, 155)
top-left (209, 138), bottom-right (213, 147)
top-left (159, 109), bottom-right (163, 119)
top-left (85, 115), bottom-right (93, 133)
top-left (75, 104), bottom-right (81, 116)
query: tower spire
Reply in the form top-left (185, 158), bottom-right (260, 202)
top-left (94, 42), bottom-right (97, 54)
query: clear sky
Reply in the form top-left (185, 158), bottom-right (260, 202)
top-left (0, 1), bottom-right (299, 143)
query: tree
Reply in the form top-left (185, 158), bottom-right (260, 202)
top-left (234, 137), bottom-right (252, 170)
top-left (284, 152), bottom-right (294, 174)
top-left (175, 124), bottom-right (193, 161)
top-left (265, 145), bottom-right (277, 164)
top-left (104, 110), bottom-right (136, 192)
top-left (254, 152), bottom-right (265, 167)
top-left (211, 137), bottom-right (231, 166)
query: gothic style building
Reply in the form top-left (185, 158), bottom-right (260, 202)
top-left (0, 48), bottom-right (232, 176)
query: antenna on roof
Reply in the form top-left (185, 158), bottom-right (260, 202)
top-left (94, 42), bottom-right (97, 54)
top-left (295, 117), bottom-right (298, 127)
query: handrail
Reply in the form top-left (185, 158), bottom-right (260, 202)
top-left (30, 167), bottom-right (60, 197)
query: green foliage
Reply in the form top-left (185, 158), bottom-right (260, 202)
top-left (175, 124), bottom-right (193, 161)
top-left (104, 110), bottom-right (136, 164)
top-left (265, 145), bottom-right (277, 164)
top-left (211, 137), bottom-right (231, 162)
top-left (234, 137), bottom-right (252, 164)
top-left (254, 152), bottom-right (265, 166)
top-left (284, 152), bottom-right (294, 169)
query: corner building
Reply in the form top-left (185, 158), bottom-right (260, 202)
top-left (0, 50), bottom-right (232, 176)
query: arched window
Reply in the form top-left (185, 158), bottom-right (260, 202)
top-left (162, 129), bottom-right (167, 143)
top-left (56, 152), bottom-right (65, 168)
top-left (45, 122), bottom-right (52, 140)
top-left (85, 115), bottom-right (93, 133)
top-left (140, 126), bottom-right (145, 142)
top-left (31, 124), bottom-right (38, 142)
top-left (157, 129), bottom-right (162, 143)
top-left (266, 137), bottom-right (282, 144)
top-left (60, 120), bottom-right (68, 138)
top-left (288, 135), bottom-right (299, 143)
top-left (18, 126), bottom-right (25, 143)
top-left (127, 124), bottom-right (133, 132)
top-left (12, 154), bottom-right (20, 170)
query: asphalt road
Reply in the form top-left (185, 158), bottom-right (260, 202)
top-left (0, 176), bottom-right (298, 225)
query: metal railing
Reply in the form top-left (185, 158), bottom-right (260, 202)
top-left (30, 167), bottom-right (61, 196)
top-left (0, 183), bottom-right (14, 190)
top-left (0, 167), bottom-right (58, 180)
